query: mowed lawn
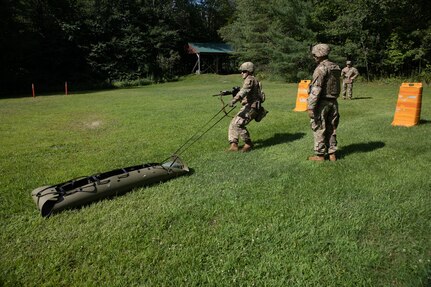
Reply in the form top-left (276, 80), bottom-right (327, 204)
top-left (0, 74), bottom-right (430, 286)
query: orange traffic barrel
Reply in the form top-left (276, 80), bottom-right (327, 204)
top-left (293, 80), bottom-right (310, 112)
top-left (392, 83), bottom-right (423, 127)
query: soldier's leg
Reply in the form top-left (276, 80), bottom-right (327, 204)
top-left (347, 83), bottom-right (353, 99)
top-left (238, 117), bottom-right (253, 144)
top-left (308, 120), bottom-right (326, 161)
top-left (313, 127), bottom-right (326, 155)
top-left (228, 115), bottom-right (241, 144)
top-left (236, 106), bottom-right (254, 146)
top-left (327, 102), bottom-right (340, 155)
top-left (342, 82), bottom-right (347, 99)
top-left (310, 107), bottom-right (327, 156)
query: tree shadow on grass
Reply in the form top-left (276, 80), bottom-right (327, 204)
top-left (419, 119), bottom-right (431, 125)
top-left (253, 132), bottom-right (306, 150)
top-left (338, 141), bottom-right (385, 159)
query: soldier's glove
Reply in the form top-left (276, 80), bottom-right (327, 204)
top-left (307, 109), bottom-right (314, 119)
top-left (228, 99), bottom-right (236, 107)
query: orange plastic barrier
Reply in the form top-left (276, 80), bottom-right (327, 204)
top-left (392, 83), bottom-right (423, 127)
top-left (293, 80), bottom-right (310, 112)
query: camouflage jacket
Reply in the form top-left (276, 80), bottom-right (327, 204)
top-left (308, 59), bottom-right (341, 110)
top-left (341, 66), bottom-right (359, 83)
top-left (233, 75), bottom-right (261, 105)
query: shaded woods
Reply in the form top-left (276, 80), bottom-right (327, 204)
top-left (1, 0), bottom-right (430, 95)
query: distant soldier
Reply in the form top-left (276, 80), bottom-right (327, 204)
top-left (227, 61), bottom-right (265, 152)
top-left (341, 61), bottom-right (359, 99)
top-left (307, 44), bottom-right (341, 161)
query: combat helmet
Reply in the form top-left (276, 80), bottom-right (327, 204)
top-left (311, 44), bottom-right (330, 57)
top-left (239, 62), bottom-right (255, 73)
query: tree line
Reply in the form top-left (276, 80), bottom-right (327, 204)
top-left (1, 0), bottom-right (430, 95)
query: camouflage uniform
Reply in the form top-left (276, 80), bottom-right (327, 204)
top-left (228, 74), bottom-right (260, 144)
top-left (308, 45), bottom-right (341, 157)
top-left (341, 61), bottom-right (359, 99)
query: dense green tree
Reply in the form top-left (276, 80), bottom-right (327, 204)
top-left (219, 0), bottom-right (315, 81)
top-left (266, 0), bottom-right (315, 80)
top-left (193, 0), bottom-right (234, 41)
top-left (309, 0), bottom-right (431, 79)
top-left (219, 0), bottom-right (431, 81)
top-left (0, 0), bottom-right (88, 93)
top-left (80, 0), bottom-right (235, 82)
top-left (0, 0), bottom-right (28, 91)
top-left (1, 0), bottom-right (431, 95)
top-left (0, 0), bottom-right (232, 94)
top-left (82, 0), bottom-right (179, 82)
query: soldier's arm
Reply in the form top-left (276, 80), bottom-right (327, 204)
top-left (307, 68), bottom-right (324, 111)
top-left (232, 78), bottom-right (252, 103)
top-left (351, 68), bottom-right (359, 80)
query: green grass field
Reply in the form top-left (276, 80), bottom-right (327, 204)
top-left (1, 74), bottom-right (430, 286)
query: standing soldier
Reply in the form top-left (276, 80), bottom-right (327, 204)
top-left (341, 60), bottom-right (359, 99)
top-left (307, 44), bottom-right (341, 161)
top-left (227, 61), bottom-right (263, 152)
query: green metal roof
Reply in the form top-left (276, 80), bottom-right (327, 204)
top-left (187, 42), bottom-right (233, 54)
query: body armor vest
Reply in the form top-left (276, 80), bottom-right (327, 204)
top-left (322, 61), bottom-right (341, 97)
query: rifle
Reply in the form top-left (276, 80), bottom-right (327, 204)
top-left (212, 86), bottom-right (240, 97)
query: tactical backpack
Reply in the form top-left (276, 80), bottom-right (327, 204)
top-left (322, 61), bottom-right (341, 97)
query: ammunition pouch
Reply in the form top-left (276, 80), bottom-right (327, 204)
top-left (251, 101), bottom-right (260, 110)
top-left (251, 101), bottom-right (268, 122)
top-left (248, 108), bottom-right (258, 119)
top-left (255, 107), bottom-right (268, 122)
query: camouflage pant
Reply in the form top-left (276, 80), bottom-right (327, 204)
top-left (228, 104), bottom-right (256, 144)
top-left (342, 82), bottom-right (353, 99)
top-left (310, 99), bottom-right (339, 155)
